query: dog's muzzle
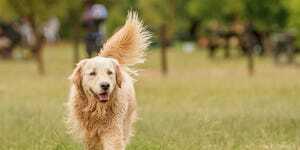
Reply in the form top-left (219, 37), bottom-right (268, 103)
top-left (90, 89), bottom-right (109, 103)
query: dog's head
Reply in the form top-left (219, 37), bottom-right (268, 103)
top-left (69, 56), bottom-right (123, 103)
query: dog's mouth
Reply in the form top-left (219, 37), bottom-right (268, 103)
top-left (97, 92), bottom-right (109, 103)
top-left (90, 89), bottom-right (109, 103)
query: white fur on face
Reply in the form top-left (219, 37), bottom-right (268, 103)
top-left (80, 56), bottom-right (118, 101)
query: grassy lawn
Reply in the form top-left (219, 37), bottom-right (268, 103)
top-left (1, 44), bottom-right (300, 150)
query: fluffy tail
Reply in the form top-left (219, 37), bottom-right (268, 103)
top-left (99, 11), bottom-right (151, 66)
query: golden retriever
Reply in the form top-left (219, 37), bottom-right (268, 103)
top-left (66, 11), bottom-right (151, 150)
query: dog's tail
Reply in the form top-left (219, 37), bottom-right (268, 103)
top-left (99, 11), bottom-right (151, 66)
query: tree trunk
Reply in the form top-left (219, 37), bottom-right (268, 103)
top-left (32, 36), bottom-right (45, 75)
top-left (246, 49), bottom-right (254, 76)
top-left (30, 16), bottom-right (45, 75)
top-left (161, 45), bottom-right (168, 75)
top-left (262, 33), bottom-right (272, 56)
top-left (238, 33), bottom-right (254, 76)
top-left (224, 38), bottom-right (230, 58)
top-left (160, 24), bottom-right (168, 75)
top-left (287, 45), bottom-right (295, 64)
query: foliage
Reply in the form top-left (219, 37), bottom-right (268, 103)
top-left (138, 0), bottom-right (177, 39)
top-left (0, 0), bottom-right (16, 20)
top-left (2, 0), bottom-right (66, 26)
top-left (0, 0), bottom-right (298, 42)
top-left (241, 0), bottom-right (289, 31)
top-left (287, 0), bottom-right (300, 46)
top-left (186, 0), bottom-right (242, 24)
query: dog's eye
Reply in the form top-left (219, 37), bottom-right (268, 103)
top-left (89, 72), bottom-right (96, 76)
top-left (107, 70), bottom-right (113, 75)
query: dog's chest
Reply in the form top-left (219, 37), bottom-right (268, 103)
top-left (78, 102), bottom-right (126, 131)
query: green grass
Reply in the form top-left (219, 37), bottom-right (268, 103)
top-left (1, 44), bottom-right (300, 150)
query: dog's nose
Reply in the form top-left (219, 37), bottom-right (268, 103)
top-left (100, 82), bottom-right (110, 91)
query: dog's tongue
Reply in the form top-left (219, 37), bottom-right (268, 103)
top-left (98, 93), bottom-right (109, 102)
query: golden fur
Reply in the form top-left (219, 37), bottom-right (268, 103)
top-left (66, 11), bottom-right (150, 150)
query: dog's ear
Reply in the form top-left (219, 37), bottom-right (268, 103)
top-left (69, 59), bottom-right (87, 89)
top-left (113, 61), bottom-right (123, 88)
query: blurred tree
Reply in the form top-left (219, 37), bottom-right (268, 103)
top-left (287, 0), bottom-right (300, 47)
top-left (241, 0), bottom-right (289, 32)
top-left (0, 0), bottom-right (16, 20)
top-left (185, 0), bottom-right (242, 59)
top-left (0, 0), bottom-right (67, 74)
top-left (139, 0), bottom-right (177, 75)
top-left (60, 0), bottom-right (83, 66)
top-left (187, 0), bottom-right (227, 22)
top-left (241, 0), bottom-right (289, 56)
top-left (186, 0), bottom-right (242, 27)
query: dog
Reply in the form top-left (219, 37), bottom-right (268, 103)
top-left (66, 11), bottom-right (151, 150)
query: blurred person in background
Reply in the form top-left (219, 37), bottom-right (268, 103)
top-left (43, 17), bottom-right (60, 43)
top-left (0, 19), bottom-right (21, 59)
top-left (272, 32), bottom-right (296, 64)
top-left (19, 16), bottom-right (36, 48)
top-left (82, 0), bottom-right (107, 58)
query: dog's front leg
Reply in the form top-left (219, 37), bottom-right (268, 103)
top-left (85, 137), bottom-right (101, 150)
top-left (101, 128), bottom-right (125, 150)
